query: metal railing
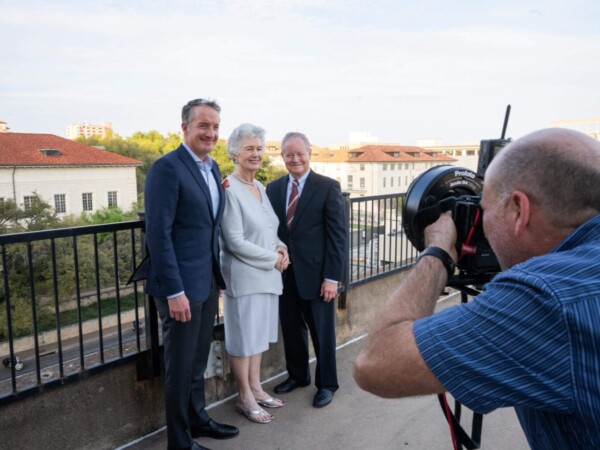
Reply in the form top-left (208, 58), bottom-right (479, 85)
top-left (346, 192), bottom-right (418, 288)
top-left (0, 221), bottom-right (151, 406)
top-left (0, 191), bottom-right (417, 406)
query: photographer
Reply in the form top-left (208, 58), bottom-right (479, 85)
top-left (353, 128), bottom-right (600, 448)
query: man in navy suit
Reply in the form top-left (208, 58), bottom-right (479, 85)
top-left (145, 99), bottom-right (239, 450)
top-left (266, 132), bottom-right (347, 408)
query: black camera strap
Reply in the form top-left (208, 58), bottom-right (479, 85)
top-left (438, 393), bottom-right (483, 450)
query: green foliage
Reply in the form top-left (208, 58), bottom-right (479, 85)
top-left (0, 193), bottom-right (60, 234)
top-left (1, 290), bottom-right (142, 340)
top-left (0, 297), bottom-right (36, 341)
top-left (257, 155), bottom-right (288, 185)
top-left (0, 199), bottom-right (22, 232)
top-left (81, 208), bottom-right (122, 225)
top-left (210, 140), bottom-right (234, 177)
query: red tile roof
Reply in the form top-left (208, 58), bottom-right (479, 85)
top-left (0, 133), bottom-right (142, 166)
top-left (311, 145), bottom-right (456, 163)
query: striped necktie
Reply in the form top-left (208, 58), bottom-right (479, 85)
top-left (286, 178), bottom-right (300, 229)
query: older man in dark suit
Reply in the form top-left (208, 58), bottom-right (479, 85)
top-left (144, 99), bottom-right (238, 450)
top-left (266, 132), bottom-right (347, 408)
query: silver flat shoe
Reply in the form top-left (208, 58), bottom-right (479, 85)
top-left (256, 397), bottom-right (285, 408)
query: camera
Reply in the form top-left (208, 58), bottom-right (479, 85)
top-left (402, 138), bottom-right (510, 282)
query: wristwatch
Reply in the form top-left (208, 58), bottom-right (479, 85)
top-left (417, 247), bottom-right (456, 277)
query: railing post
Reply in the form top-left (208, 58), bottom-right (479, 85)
top-left (338, 192), bottom-right (351, 309)
top-left (138, 211), bottom-right (161, 379)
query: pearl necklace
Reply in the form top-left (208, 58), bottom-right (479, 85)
top-left (231, 173), bottom-right (256, 186)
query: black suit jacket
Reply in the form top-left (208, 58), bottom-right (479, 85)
top-left (267, 170), bottom-right (347, 300)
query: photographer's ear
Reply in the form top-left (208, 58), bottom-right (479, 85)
top-left (509, 191), bottom-right (531, 237)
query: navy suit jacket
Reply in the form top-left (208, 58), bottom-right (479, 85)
top-left (144, 144), bottom-right (226, 302)
top-left (266, 170), bottom-right (347, 300)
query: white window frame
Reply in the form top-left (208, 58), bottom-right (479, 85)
top-left (82, 192), bottom-right (93, 212)
top-left (54, 194), bottom-right (67, 214)
top-left (107, 191), bottom-right (118, 207)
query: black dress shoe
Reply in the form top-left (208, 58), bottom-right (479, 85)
top-left (313, 389), bottom-right (334, 408)
top-left (191, 419), bottom-right (239, 440)
top-left (274, 377), bottom-right (310, 394)
top-left (191, 443), bottom-right (211, 450)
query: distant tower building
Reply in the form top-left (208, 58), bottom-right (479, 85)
top-left (66, 121), bottom-right (112, 140)
top-left (0, 121), bottom-right (10, 133)
top-left (551, 118), bottom-right (600, 141)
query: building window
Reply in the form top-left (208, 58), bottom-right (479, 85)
top-left (383, 177), bottom-right (387, 188)
top-left (405, 163), bottom-right (409, 169)
top-left (347, 175), bottom-right (353, 189)
top-left (82, 193), bottom-right (93, 212)
top-left (360, 178), bottom-right (365, 189)
top-left (383, 164), bottom-right (387, 171)
top-left (390, 163), bottom-right (395, 170)
top-left (391, 177), bottom-right (394, 187)
top-left (108, 191), bottom-right (118, 207)
top-left (23, 195), bottom-right (36, 211)
top-left (360, 163), bottom-right (365, 171)
top-left (54, 194), bottom-right (66, 214)
top-left (398, 176), bottom-right (401, 186)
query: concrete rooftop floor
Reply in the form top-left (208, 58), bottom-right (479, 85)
top-left (119, 335), bottom-right (529, 450)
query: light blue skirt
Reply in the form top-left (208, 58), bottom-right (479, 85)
top-left (223, 292), bottom-right (279, 357)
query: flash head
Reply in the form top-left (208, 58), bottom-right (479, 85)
top-left (402, 166), bottom-right (483, 251)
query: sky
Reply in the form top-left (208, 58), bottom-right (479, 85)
top-left (1, 0), bottom-right (599, 146)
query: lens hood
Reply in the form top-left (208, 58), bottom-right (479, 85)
top-left (402, 165), bottom-right (483, 251)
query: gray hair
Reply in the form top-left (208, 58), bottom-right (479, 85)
top-left (489, 128), bottom-right (600, 227)
top-left (227, 123), bottom-right (266, 160)
top-left (181, 98), bottom-right (221, 124)
top-left (281, 132), bottom-right (311, 154)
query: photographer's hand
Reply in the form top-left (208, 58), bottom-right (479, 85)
top-left (424, 211), bottom-right (458, 263)
top-left (354, 213), bottom-right (457, 399)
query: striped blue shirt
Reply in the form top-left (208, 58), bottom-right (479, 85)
top-left (414, 214), bottom-right (600, 449)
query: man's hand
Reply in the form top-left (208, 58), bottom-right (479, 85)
top-left (424, 211), bottom-right (458, 263)
top-left (168, 294), bottom-right (192, 322)
top-left (320, 280), bottom-right (338, 302)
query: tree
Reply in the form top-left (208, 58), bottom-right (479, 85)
top-left (19, 193), bottom-right (60, 231)
top-left (0, 199), bottom-right (23, 233)
top-left (0, 193), bottom-right (60, 234)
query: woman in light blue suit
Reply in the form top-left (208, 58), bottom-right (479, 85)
top-left (220, 123), bottom-right (289, 424)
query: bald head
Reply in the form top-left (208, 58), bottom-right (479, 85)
top-left (485, 128), bottom-right (600, 229)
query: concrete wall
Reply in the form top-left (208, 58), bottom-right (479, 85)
top-left (0, 269), bottom-right (410, 450)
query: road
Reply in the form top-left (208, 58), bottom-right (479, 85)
top-left (0, 323), bottom-right (147, 391)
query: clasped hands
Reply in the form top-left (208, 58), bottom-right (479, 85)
top-left (275, 246), bottom-right (290, 272)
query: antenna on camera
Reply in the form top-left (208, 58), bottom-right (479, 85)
top-left (477, 105), bottom-right (513, 177)
top-left (500, 104), bottom-right (511, 140)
